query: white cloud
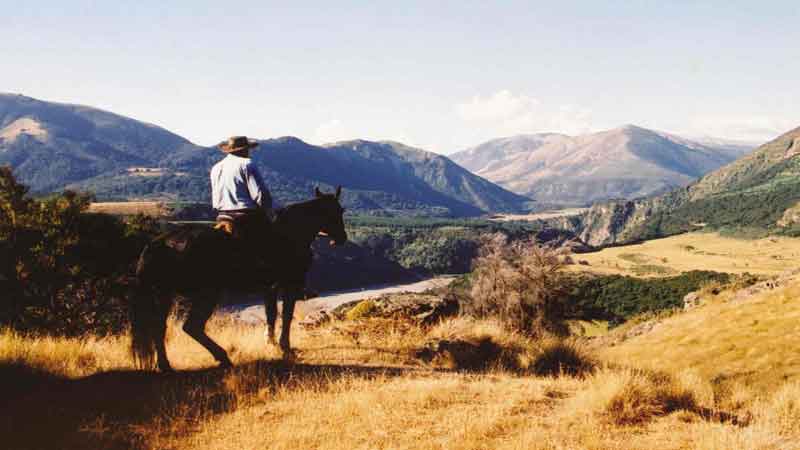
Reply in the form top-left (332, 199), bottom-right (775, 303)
top-left (688, 115), bottom-right (798, 143)
top-left (312, 119), bottom-right (417, 148)
top-left (455, 90), bottom-right (593, 137)
top-left (313, 119), bottom-right (352, 144)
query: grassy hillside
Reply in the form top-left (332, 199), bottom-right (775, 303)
top-left (602, 273), bottom-right (800, 394)
top-left (0, 93), bottom-right (197, 191)
top-left (4, 311), bottom-right (800, 449)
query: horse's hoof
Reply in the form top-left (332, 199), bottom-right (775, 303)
top-left (158, 365), bottom-right (175, 374)
top-left (218, 358), bottom-right (234, 369)
top-left (280, 348), bottom-right (297, 362)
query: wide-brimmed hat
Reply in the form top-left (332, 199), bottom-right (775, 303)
top-left (218, 136), bottom-right (259, 153)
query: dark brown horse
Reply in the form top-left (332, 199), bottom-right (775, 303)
top-left (130, 187), bottom-right (347, 372)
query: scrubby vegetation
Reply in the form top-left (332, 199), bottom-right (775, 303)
top-left (1, 167), bottom-right (161, 335)
top-left (466, 234), bottom-right (570, 336)
top-left (346, 216), bottom-right (542, 274)
top-left (566, 271), bottom-right (735, 325)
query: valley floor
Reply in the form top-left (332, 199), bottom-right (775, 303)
top-left (573, 232), bottom-right (800, 277)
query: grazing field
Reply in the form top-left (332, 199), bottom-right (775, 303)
top-left (3, 306), bottom-right (800, 449)
top-left (88, 201), bottom-right (171, 217)
top-left (574, 232), bottom-right (800, 277)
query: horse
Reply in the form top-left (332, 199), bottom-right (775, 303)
top-left (129, 187), bottom-right (347, 372)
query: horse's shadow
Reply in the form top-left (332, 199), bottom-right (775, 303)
top-left (0, 359), bottom-right (414, 450)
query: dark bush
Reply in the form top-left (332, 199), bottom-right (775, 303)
top-left (0, 167), bottom-right (160, 335)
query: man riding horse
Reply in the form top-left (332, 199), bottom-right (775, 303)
top-left (211, 136), bottom-right (275, 268)
top-left (130, 135), bottom-right (347, 371)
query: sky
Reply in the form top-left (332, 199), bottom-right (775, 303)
top-left (2, 0), bottom-right (799, 153)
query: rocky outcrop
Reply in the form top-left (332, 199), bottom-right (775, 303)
top-left (534, 228), bottom-right (593, 253)
top-left (544, 197), bottom-right (664, 247)
top-left (299, 292), bottom-right (459, 328)
top-left (729, 271), bottom-right (799, 304)
top-left (777, 201), bottom-right (800, 227)
top-left (683, 292), bottom-right (702, 310)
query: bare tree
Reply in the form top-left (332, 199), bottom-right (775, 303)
top-left (468, 234), bottom-right (569, 336)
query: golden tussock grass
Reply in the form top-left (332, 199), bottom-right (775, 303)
top-left (2, 309), bottom-right (799, 449)
top-left (574, 232), bottom-right (800, 277)
top-left (602, 275), bottom-right (800, 393)
top-left (88, 201), bottom-right (170, 217)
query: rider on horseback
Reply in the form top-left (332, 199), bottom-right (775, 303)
top-left (211, 136), bottom-right (275, 266)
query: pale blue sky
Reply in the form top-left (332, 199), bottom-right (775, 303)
top-left (2, 0), bottom-right (798, 153)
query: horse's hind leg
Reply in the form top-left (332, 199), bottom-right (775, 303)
top-left (279, 285), bottom-right (303, 358)
top-left (182, 294), bottom-right (232, 368)
top-left (264, 285), bottom-right (278, 345)
top-left (155, 296), bottom-right (173, 372)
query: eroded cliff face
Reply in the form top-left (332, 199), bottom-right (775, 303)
top-left (545, 190), bottom-right (688, 247)
top-left (545, 200), bottom-right (648, 247)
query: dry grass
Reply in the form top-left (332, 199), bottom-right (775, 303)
top-left (2, 310), bottom-right (799, 449)
top-left (602, 275), bottom-right (800, 393)
top-left (88, 201), bottom-right (171, 217)
top-left (574, 232), bottom-right (800, 277)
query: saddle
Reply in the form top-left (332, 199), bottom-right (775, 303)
top-left (214, 210), bottom-right (260, 239)
top-left (214, 220), bottom-right (235, 236)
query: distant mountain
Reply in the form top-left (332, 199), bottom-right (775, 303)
top-left (0, 93), bottom-right (198, 191)
top-left (451, 125), bottom-right (755, 206)
top-left (0, 94), bottom-right (531, 216)
top-left (550, 126), bottom-right (800, 246)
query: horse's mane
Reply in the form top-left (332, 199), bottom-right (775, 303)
top-left (274, 196), bottom-right (331, 223)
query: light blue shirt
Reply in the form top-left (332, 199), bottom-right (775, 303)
top-left (210, 154), bottom-right (273, 211)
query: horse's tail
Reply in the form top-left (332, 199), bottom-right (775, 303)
top-left (129, 243), bottom-right (170, 370)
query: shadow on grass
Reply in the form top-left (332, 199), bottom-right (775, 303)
top-left (0, 359), bottom-right (413, 450)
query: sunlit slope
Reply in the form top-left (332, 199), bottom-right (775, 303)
top-left (602, 274), bottom-right (800, 392)
top-left (450, 125), bottom-right (752, 206)
top-left (574, 232), bottom-right (800, 277)
top-left (560, 126), bottom-right (800, 246)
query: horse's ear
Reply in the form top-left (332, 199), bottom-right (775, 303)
top-left (314, 187), bottom-right (323, 198)
top-left (335, 185), bottom-right (342, 199)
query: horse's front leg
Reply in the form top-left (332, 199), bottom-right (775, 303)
top-left (279, 284), bottom-right (303, 358)
top-left (263, 284), bottom-right (278, 346)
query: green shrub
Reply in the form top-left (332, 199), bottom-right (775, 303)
top-left (0, 167), bottom-right (161, 335)
top-left (566, 271), bottom-right (732, 325)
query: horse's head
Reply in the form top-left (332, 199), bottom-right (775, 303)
top-left (314, 186), bottom-right (348, 246)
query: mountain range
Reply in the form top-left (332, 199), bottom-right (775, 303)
top-left (0, 94), bottom-right (530, 216)
top-left (549, 125), bottom-right (800, 246)
top-left (450, 126), bottom-right (755, 206)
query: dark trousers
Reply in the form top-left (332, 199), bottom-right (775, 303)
top-left (216, 210), bottom-right (272, 270)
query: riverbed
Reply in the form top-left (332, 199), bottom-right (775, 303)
top-left (226, 276), bottom-right (456, 324)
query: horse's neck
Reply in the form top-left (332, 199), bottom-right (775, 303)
top-left (276, 200), bottom-right (320, 243)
